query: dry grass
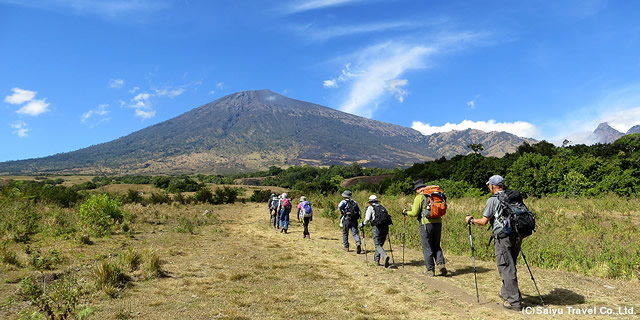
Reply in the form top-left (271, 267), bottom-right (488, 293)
top-left (1, 201), bottom-right (639, 319)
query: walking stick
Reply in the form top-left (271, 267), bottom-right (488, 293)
top-left (360, 226), bottom-right (368, 262)
top-left (467, 219), bottom-right (480, 303)
top-left (387, 231), bottom-right (395, 264)
top-left (520, 248), bottom-right (544, 306)
top-left (402, 212), bottom-right (406, 269)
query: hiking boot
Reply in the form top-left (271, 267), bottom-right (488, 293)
top-left (384, 256), bottom-right (391, 268)
top-left (503, 301), bottom-right (522, 311)
top-left (280, 228), bottom-right (284, 233)
top-left (284, 229), bottom-right (288, 234)
top-left (344, 247), bottom-right (349, 252)
top-left (439, 266), bottom-right (447, 277)
top-left (356, 245), bottom-right (362, 254)
top-left (423, 269), bottom-right (436, 277)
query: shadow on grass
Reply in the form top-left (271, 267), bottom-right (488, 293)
top-left (523, 288), bottom-right (585, 306)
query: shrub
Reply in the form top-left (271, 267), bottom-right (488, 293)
top-left (175, 217), bottom-right (195, 234)
top-left (124, 189), bottom-right (142, 204)
top-left (0, 198), bottom-right (41, 243)
top-left (150, 192), bottom-right (171, 205)
top-left (144, 250), bottom-right (166, 280)
top-left (19, 274), bottom-right (81, 320)
top-left (194, 188), bottom-right (214, 204)
top-left (92, 261), bottom-right (128, 298)
top-left (28, 248), bottom-right (62, 270)
top-left (78, 194), bottom-right (124, 237)
top-left (249, 189), bottom-right (273, 202)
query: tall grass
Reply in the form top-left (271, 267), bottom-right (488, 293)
top-left (305, 190), bottom-right (640, 280)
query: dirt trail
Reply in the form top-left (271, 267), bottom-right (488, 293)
top-left (91, 203), bottom-right (639, 319)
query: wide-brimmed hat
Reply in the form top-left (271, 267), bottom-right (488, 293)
top-left (341, 190), bottom-right (352, 198)
top-left (368, 195), bottom-right (378, 202)
top-left (486, 175), bottom-right (505, 186)
top-left (413, 179), bottom-right (427, 191)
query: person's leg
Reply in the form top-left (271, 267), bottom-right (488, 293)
top-left (350, 220), bottom-right (361, 246)
top-left (283, 212), bottom-right (290, 232)
top-left (495, 237), bottom-right (522, 308)
top-left (431, 223), bottom-right (446, 269)
top-left (303, 217), bottom-right (310, 237)
top-left (419, 224), bottom-right (435, 272)
top-left (342, 218), bottom-right (350, 249)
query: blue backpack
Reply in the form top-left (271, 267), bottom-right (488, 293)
top-left (301, 201), bottom-right (313, 217)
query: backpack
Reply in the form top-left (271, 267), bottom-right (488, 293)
top-left (371, 205), bottom-right (392, 227)
top-left (301, 201), bottom-right (313, 218)
top-left (421, 185), bottom-right (447, 219)
top-left (493, 190), bottom-right (536, 238)
top-left (344, 199), bottom-right (360, 219)
top-left (282, 198), bottom-right (292, 211)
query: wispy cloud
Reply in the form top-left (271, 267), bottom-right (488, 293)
top-left (109, 78), bottom-right (124, 88)
top-left (135, 109), bottom-right (156, 119)
top-left (283, 0), bottom-right (363, 14)
top-left (10, 121), bottom-right (29, 138)
top-left (299, 21), bottom-right (418, 43)
top-left (324, 32), bottom-right (488, 118)
top-left (82, 104), bottom-right (110, 123)
top-left (129, 86), bottom-right (140, 94)
top-left (412, 119), bottom-right (541, 138)
top-left (467, 95), bottom-right (480, 109)
top-left (154, 87), bottom-right (184, 98)
top-left (5, 88), bottom-right (36, 104)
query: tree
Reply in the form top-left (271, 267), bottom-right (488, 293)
top-left (467, 143), bottom-right (484, 154)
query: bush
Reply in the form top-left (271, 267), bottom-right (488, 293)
top-left (92, 261), bottom-right (128, 298)
top-left (249, 189), bottom-right (273, 202)
top-left (19, 274), bottom-right (81, 320)
top-left (194, 188), bottom-right (214, 204)
top-left (0, 196), bottom-right (41, 243)
top-left (78, 194), bottom-right (124, 237)
top-left (150, 192), bottom-right (171, 205)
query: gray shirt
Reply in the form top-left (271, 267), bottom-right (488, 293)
top-left (483, 191), bottom-right (504, 235)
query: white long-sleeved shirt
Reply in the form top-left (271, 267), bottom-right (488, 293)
top-left (361, 203), bottom-right (380, 226)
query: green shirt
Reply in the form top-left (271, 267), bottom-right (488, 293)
top-left (406, 193), bottom-right (442, 224)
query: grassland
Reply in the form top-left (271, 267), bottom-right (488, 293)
top-left (2, 188), bottom-right (640, 319)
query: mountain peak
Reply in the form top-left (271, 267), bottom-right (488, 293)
top-left (627, 125), bottom-right (640, 135)
top-left (593, 122), bottom-right (624, 144)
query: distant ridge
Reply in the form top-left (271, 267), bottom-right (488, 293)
top-left (0, 90), bottom-right (535, 175)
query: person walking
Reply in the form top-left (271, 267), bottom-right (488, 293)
top-left (279, 192), bottom-right (292, 233)
top-left (465, 175), bottom-right (523, 311)
top-left (298, 196), bottom-right (313, 239)
top-left (338, 190), bottom-right (362, 253)
top-left (404, 180), bottom-right (447, 276)
top-left (359, 195), bottom-right (391, 268)
top-left (270, 193), bottom-right (281, 229)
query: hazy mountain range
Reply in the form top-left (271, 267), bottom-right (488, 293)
top-left (592, 122), bottom-right (640, 144)
top-left (0, 90), bottom-right (539, 175)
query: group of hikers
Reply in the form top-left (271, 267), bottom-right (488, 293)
top-left (265, 174), bottom-right (534, 311)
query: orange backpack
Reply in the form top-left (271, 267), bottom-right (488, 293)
top-left (421, 185), bottom-right (447, 219)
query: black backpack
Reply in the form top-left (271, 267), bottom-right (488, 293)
top-left (494, 190), bottom-right (536, 238)
top-left (371, 205), bottom-right (392, 227)
top-left (344, 199), bottom-right (361, 219)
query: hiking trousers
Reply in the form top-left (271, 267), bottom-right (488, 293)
top-left (279, 209), bottom-right (290, 231)
top-left (494, 236), bottom-right (522, 307)
top-left (342, 217), bottom-right (361, 249)
top-left (303, 216), bottom-right (311, 236)
top-left (419, 223), bottom-right (445, 271)
top-left (372, 225), bottom-right (388, 263)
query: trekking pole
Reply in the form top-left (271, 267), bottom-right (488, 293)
top-left (360, 226), bottom-right (368, 262)
top-left (387, 232), bottom-right (395, 264)
top-left (520, 248), bottom-right (544, 306)
top-left (402, 210), bottom-right (406, 269)
top-left (467, 217), bottom-right (480, 303)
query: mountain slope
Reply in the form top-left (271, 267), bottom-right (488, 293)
top-left (593, 122), bottom-right (624, 144)
top-left (0, 90), bottom-right (534, 174)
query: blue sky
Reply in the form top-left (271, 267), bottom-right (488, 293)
top-left (2, 0), bottom-right (640, 162)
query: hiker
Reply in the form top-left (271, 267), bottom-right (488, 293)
top-left (270, 193), bottom-right (280, 229)
top-left (465, 175), bottom-right (523, 311)
top-left (403, 180), bottom-right (447, 276)
top-left (338, 190), bottom-right (362, 253)
top-left (279, 192), bottom-right (292, 233)
top-left (298, 196), bottom-right (313, 239)
top-left (359, 195), bottom-right (391, 267)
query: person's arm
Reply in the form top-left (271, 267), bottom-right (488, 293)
top-left (361, 206), bottom-right (373, 227)
top-left (465, 197), bottom-right (496, 226)
top-left (338, 200), bottom-right (346, 215)
top-left (406, 195), bottom-right (423, 218)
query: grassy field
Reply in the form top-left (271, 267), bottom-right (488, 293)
top-left (1, 192), bottom-right (639, 319)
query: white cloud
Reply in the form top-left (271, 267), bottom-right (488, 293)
top-left (301, 21), bottom-right (417, 43)
top-left (82, 104), bottom-right (109, 123)
top-left (331, 41), bottom-right (434, 117)
top-left (209, 90), bottom-right (216, 95)
top-left (467, 95), bottom-right (480, 109)
top-left (216, 82), bottom-right (224, 89)
top-left (412, 119), bottom-right (541, 138)
top-left (10, 121), bottom-right (29, 138)
top-left (284, 0), bottom-right (362, 14)
top-left (134, 92), bottom-right (152, 101)
top-left (5, 88), bottom-right (36, 104)
top-left (154, 88), bottom-right (184, 98)
top-left (323, 80), bottom-right (338, 88)
top-left (109, 78), bottom-right (124, 88)
top-left (135, 109), bottom-right (156, 119)
top-left (385, 79), bottom-right (409, 103)
top-left (129, 86), bottom-right (140, 94)
top-left (17, 99), bottom-right (50, 116)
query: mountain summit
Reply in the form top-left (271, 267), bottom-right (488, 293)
top-left (0, 90), bottom-right (535, 174)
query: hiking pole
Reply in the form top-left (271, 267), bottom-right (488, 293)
top-left (467, 217), bottom-right (480, 303)
top-left (402, 209), bottom-right (406, 269)
top-left (387, 231), bottom-right (395, 264)
top-left (520, 248), bottom-right (544, 306)
top-left (360, 226), bottom-right (368, 262)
